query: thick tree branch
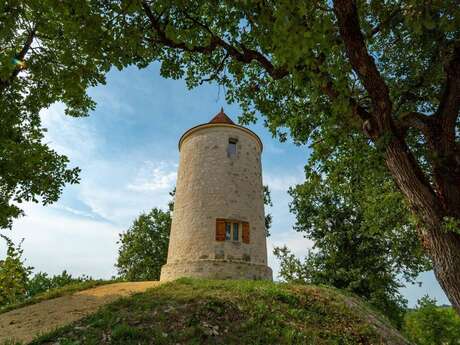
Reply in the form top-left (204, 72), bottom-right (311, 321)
top-left (395, 111), bottom-right (432, 136)
top-left (317, 68), bottom-right (371, 124)
top-left (141, 1), bottom-right (287, 79)
top-left (333, 1), bottom-right (443, 223)
top-left (333, 0), bottom-right (393, 133)
top-left (0, 28), bottom-right (35, 92)
top-left (368, 8), bottom-right (401, 39)
top-left (423, 42), bottom-right (460, 214)
top-left (435, 41), bottom-right (460, 137)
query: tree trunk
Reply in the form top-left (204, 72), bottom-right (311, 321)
top-left (384, 136), bottom-right (460, 314)
top-left (424, 224), bottom-right (460, 314)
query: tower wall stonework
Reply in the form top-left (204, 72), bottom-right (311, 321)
top-left (160, 123), bottom-right (272, 281)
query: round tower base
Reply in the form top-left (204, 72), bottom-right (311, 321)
top-left (160, 260), bottom-right (272, 282)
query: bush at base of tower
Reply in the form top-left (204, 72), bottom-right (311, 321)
top-left (116, 208), bottom-right (171, 281)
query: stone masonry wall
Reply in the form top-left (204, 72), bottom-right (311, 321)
top-left (160, 124), bottom-right (271, 281)
top-left (161, 260), bottom-right (272, 281)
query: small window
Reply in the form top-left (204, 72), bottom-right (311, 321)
top-left (225, 222), bottom-right (231, 240)
top-left (227, 138), bottom-right (238, 157)
top-left (216, 219), bottom-right (249, 243)
top-left (233, 223), bottom-right (239, 241)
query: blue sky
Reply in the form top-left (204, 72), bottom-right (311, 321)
top-left (4, 62), bottom-right (449, 307)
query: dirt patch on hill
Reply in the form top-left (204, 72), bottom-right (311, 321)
top-left (0, 281), bottom-right (160, 344)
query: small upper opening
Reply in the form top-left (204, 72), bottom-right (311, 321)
top-left (227, 138), bottom-right (238, 157)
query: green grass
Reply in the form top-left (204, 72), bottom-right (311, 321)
top-left (0, 280), bottom-right (112, 315)
top-left (18, 278), bottom-right (410, 345)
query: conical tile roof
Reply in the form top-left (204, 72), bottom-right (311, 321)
top-left (209, 107), bottom-right (235, 124)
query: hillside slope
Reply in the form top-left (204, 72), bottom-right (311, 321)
top-left (0, 282), bottom-right (160, 344)
top-left (24, 278), bottom-right (409, 345)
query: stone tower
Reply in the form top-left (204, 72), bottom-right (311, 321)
top-left (160, 109), bottom-right (272, 281)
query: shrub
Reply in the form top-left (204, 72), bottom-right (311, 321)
top-left (0, 235), bottom-right (32, 307)
top-left (403, 296), bottom-right (460, 345)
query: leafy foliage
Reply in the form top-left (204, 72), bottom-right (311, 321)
top-left (0, 235), bottom-right (32, 307)
top-left (403, 296), bottom-right (460, 345)
top-left (0, 0), bottom-right (118, 228)
top-left (263, 185), bottom-right (272, 236)
top-left (116, 208), bottom-right (171, 281)
top-left (274, 134), bottom-right (431, 326)
top-left (26, 270), bottom-right (93, 299)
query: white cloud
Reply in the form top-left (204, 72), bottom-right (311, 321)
top-left (52, 205), bottom-right (100, 220)
top-left (40, 103), bottom-right (177, 227)
top-left (127, 161), bottom-right (177, 192)
top-left (4, 203), bottom-right (122, 279)
top-left (90, 80), bottom-right (135, 116)
top-left (66, 159), bottom-right (177, 227)
top-left (78, 181), bottom-right (170, 227)
top-left (265, 143), bottom-right (285, 155)
top-left (263, 170), bottom-right (304, 192)
top-left (268, 232), bottom-right (314, 258)
top-left (40, 103), bottom-right (100, 163)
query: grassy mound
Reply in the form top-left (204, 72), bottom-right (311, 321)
top-left (29, 278), bottom-right (409, 345)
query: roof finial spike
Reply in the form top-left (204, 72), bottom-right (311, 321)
top-left (220, 106), bottom-right (224, 113)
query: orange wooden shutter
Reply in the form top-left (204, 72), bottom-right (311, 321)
top-left (216, 219), bottom-right (226, 241)
top-left (242, 222), bottom-right (250, 243)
